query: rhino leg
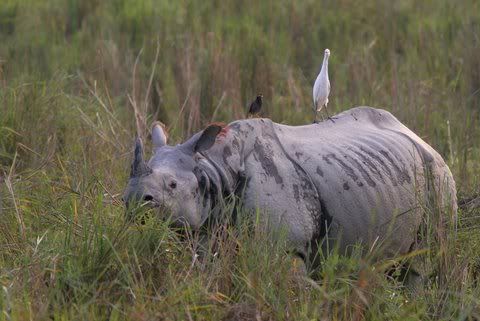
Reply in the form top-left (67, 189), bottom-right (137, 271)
top-left (403, 266), bottom-right (425, 295)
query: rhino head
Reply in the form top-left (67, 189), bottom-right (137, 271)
top-left (123, 122), bottom-right (224, 228)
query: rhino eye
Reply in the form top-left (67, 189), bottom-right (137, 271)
top-left (169, 181), bottom-right (177, 189)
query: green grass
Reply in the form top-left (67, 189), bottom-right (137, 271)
top-left (1, 0), bottom-right (480, 319)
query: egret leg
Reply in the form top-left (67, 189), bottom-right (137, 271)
top-left (325, 105), bottom-right (336, 123)
top-left (320, 109), bottom-right (325, 121)
top-left (313, 109), bottom-right (319, 124)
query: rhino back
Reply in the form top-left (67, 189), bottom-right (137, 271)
top-left (271, 107), bottom-right (454, 255)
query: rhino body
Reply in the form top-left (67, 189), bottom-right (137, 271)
top-left (124, 107), bottom-right (457, 263)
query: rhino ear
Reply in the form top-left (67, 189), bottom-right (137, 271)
top-left (152, 121), bottom-right (167, 149)
top-left (193, 124), bottom-right (223, 153)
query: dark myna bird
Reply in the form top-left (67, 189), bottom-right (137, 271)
top-left (247, 94), bottom-right (263, 117)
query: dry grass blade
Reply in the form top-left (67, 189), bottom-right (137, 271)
top-left (5, 151), bottom-right (25, 241)
top-left (77, 72), bottom-right (127, 137)
top-left (0, 170), bottom-right (3, 217)
top-left (144, 39), bottom-right (161, 116)
top-left (210, 91), bottom-right (227, 122)
top-left (170, 85), bottom-right (192, 133)
top-left (130, 48), bottom-right (146, 141)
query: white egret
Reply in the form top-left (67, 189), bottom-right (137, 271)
top-left (313, 48), bottom-right (331, 123)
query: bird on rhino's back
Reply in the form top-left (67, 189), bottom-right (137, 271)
top-left (313, 48), bottom-right (331, 122)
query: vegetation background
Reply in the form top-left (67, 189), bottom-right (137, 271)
top-left (0, 0), bottom-right (479, 319)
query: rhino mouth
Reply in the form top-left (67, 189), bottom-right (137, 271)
top-left (126, 200), bottom-right (161, 224)
top-left (126, 200), bottom-right (192, 228)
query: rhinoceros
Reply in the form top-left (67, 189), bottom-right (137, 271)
top-left (123, 107), bottom-right (457, 270)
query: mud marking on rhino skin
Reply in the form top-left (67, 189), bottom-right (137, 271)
top-left (230, 122), bottom-right (250, 138)
top-left (350, 148), bottom-right (385, 183)
top-left (293, 184), bottom-right (300, 203)
top-left (295, 151), bottom-right (303, 159)
top-left (222, 146), bottom-right (232, 165)
top-left (316, 166), bottom-right (324, 177)
top-left (358, 145), bottom-right (398, 186)
top-left (343, 182), bottom-right (350, 190)
top-left (221, 145), bottom-right (237, 178)
top-left (254, 138), bottom-right (283, 185)
top-left (260, 125), bottom-right (277, 142)
top-left (379, 150), bottom-right (411, 184)
top-left (348, 157), bottom-right (376, 187)
top-left (322, 155), bottom-right (333, 165)
top-left (323, 153), bottom-right (359, 182)
top-left (232, 137), bottom-right (240, 151)
top-left (291, 162), bottom-right (316, 195)
top-left (362, 133), bottom-right (412, 185)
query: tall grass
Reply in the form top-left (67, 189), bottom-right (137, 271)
top-left (1, 0), bottom-right (480, 319)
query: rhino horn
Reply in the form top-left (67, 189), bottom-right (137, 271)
top-left (130, 137), bottom-right (151, 178)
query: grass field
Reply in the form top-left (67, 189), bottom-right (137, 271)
top-left (1, 0), bottom-right (480, 319)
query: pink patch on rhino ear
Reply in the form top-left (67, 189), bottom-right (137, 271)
top-left (217, 125), bottom-right (229, 139)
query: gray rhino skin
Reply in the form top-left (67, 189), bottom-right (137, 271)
top-left (124, 107), bottom-right (457, 262)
